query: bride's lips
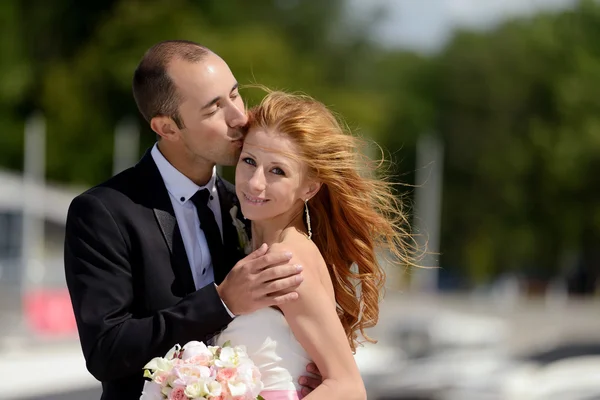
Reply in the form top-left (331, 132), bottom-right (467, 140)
top-left (242, 192), bottom-right (269, 205)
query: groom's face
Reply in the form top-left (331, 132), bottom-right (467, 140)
top-left (168, 53), bottom-right (248, 166)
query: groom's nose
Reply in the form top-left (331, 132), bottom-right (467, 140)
top-left (227, 102), bottom-right (248, 129)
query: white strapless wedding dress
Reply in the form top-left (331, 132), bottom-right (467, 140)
top-left (213, 307), bottom-right (311, 400)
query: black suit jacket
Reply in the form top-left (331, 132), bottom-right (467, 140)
top-left (64, 149), bottom-right (249, 399)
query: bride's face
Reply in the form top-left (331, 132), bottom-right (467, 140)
top-left (235, 127), bottom-right (311, 221)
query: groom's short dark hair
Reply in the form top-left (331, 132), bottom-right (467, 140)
top-left (133, 40), bottom-right (210, 129)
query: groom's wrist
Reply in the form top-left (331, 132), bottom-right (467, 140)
top-left (214, 283), bottom-right (236, 318)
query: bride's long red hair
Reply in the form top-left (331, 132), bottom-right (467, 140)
top-left (247, 89), bottom-right (416, 352)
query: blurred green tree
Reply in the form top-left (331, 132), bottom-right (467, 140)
top-left (429, 0), bottom-right (600, 286)
top-left (4, 0), bottom-right (387, 185)
top-left (3, 0), bottom-right (600, 288)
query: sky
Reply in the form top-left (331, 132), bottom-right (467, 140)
top-left (349, 0), bottom-right (578, 53)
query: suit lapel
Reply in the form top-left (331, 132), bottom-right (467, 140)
top-left (215, 177), bottom-right (248, 285)
top-left (153, 209), bottom-right (197, 295)
top-left (136, 150), bottom-right (196, 295)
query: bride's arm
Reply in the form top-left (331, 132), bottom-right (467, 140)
top-left (273, 244), bottom-right (367, 400)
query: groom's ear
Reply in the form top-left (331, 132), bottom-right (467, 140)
top-left (150, 116), bottom-right (179, 141)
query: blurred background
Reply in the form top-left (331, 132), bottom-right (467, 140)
top-left (1, 0), bottom-right (599, 399)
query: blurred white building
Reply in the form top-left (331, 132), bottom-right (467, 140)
top-left (0, 168), bottom-right (82, 339)
top-left (0, 168), bottom-right (81, 286)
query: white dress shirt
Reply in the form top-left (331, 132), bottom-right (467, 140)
top-left (151, 144), bottom-right (235, 317)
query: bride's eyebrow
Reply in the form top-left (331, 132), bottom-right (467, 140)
top-left (269, 158), bottom-right (292, 169)
top-left (242, 147), bottom-right (293, 167)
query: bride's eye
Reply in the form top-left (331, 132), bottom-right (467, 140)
top-left (242, 157), bottom-right (256, 166)
top-left (271, 167), bottom-right (285, 176)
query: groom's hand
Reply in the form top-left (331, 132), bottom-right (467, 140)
top-left (299, 363), bottom-right (323, 396)
top-left (216, 243), bottom-right (303, 316)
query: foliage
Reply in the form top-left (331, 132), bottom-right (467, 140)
top-left (2, 0), bottom-right (600, 286)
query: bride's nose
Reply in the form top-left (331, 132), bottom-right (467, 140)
top-left (248, 168), bottom-right (266, 194)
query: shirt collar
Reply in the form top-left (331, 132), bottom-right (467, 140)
top-left (151, 143), bottom-right (218, 205)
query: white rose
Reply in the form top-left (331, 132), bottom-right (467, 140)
top-left (215, 347), bottom-right (237, 368)
top-left (184, 381), bottom-right (204, 398)
top-left (181, 341), bottom-right (212, 361)
top-left (228, 381), bottom-right (248, 397)
top-left (206, 381), bottom-right (222, 397)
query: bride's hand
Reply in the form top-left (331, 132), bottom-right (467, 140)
top-left (299, 363), bottom-right (323, 396)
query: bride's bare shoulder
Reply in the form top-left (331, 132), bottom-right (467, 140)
top-left (269, 230), bottom-right (326, 277)
top-left (270, 231), bottom-right (335, 305)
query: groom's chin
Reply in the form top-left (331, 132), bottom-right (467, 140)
top-left (220, 153), bottom-right (241, 167)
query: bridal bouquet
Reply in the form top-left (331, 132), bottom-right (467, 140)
top-left (141, 340), bottom-right (264, 400)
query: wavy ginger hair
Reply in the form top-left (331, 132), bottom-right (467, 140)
top-left (247, 89), bottom-right (415, 352)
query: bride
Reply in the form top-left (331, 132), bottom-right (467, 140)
top-left (213, 89), bottom-right (415, 399)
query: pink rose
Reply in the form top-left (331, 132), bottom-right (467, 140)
top-left (185, 353), bottom-right (211, 366)
top-left (169, 386), bottom-right (186, 400)
top-left (217, 367), bottom-right (237, 382)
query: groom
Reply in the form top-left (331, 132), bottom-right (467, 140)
top-left (64, 40), bottom-right (321, 400)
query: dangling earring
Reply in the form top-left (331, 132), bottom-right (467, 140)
top-left (304, 199), bottom-right (312, 240)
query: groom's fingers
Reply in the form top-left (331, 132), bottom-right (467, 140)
top-left (267, 291), bottom-right (299, 306)
top-left (245, 243), bottom-right (268, 260)
top-left (306, 363), bottom-right (321, 377)
top-left (299, 363), bottom-right (323, 395)
top-left (244, 251), bottom-right (293, 273)
top-left (299, 376), bottom-right (322, 391)
top-left (256, 262), bottom-right (302, 283)
top-left (220, 248), bottom-right (299, 315)
top-left (258, 275), bottom-right (303, 297)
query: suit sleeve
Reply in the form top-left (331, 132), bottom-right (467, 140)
top-left (64, 193), bottom-right (233, 382)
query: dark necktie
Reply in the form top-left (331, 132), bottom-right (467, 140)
top-left (190, 188), bottom-right (225, 272)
